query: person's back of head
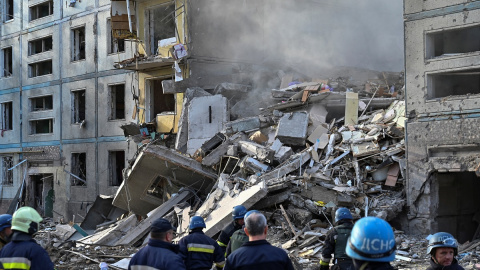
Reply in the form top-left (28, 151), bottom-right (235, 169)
top-left (346, 216), bottom-right (396, 266)
top-left (244, 212), bottom-right (267, 239)
top-left (188, 216), bottom-right (206, 232)
top-left (335, 208), bottom-right (353, 224)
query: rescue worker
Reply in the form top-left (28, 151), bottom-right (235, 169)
top-left (426, 232), bottom-right (464, 270)
top-left (217, 205), bottom-right (246, 254)
top-left (0, 206), bottom-right (54, 270)
top-left (226, 210), bottom-right (259, 257)
top-left (224, 211), bottom-right (294, 270)
top-left (128, 218), bottom-right (186, 270)
top-left (178, 216), bottom-right (225, 270)
top-left (345, 217), bottom-right (396, 270)
top-left (320, 208), bottom-right (354, 270)
top-left (0, 215), bottom-right (12, 250)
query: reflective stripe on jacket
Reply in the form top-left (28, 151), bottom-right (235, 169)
top-left (179, 229), bottom-right (225, 270)
top-left (0, 231), bottom-right (54, 270)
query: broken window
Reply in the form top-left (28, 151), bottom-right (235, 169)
top-left (427, 68), bottom-right (480, 99)
top-left (2, 47), bottom-right (12, 78)
top-left (146, 3), bottom-right (176, 55)
top-left (71, 90), bottom-right (85, 124)
top-left (30, 118), bottom-right (53, 134)
top-left (71, 153), bottom-right (86, 186)
top-left (71, 27), bottom-right (85, 61)
top-left (108, 151), bottom-right (125, 186)
top-left (107, 19), bottom-right (125, 54)
top-left (28, 60), bottom-right (52, 77)
top-left (146, 175), bottom-right (180, 203)
top-left (4, 0), bottom-right (13, 22)
top-left (109, 84), bottom-right (125, 120)
top-left (30, 95), bottom-right (53, 111)
top-left (1, 156), bottom-right (13, 185)
top-left (29, 36), bottom-right (53, 56)
top-left (29, 0), bottom-right (53, 21)
top-left (30, 174), bottom-right (53, 211)
top-left (146, 79), bottom-right (175, 121)
top-left (426, 25), bottom-right (480, 59)
top-left (0, 102), bottom-right (12, 131)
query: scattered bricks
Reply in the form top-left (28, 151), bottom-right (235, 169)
top-left (275, 111), bottom-right (309, 146)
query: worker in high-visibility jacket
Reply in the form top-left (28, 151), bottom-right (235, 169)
top-left (0, 206), bottom-right (54, 270)
top-left (179, 216), bottom-right (225, 270)
top-left (217, 205), bottom-right (246, 255)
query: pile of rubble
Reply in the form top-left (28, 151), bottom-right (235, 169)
top-left (40, 68), bottom-right (437, 269)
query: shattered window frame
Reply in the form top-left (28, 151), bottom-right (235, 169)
top-left (28, 60), bottom-right (52, 78)
top-left (30, 118), bottom-right (53, 134)
top-left (3, 0), bottom-right (14, 22)
top-left (71, 152), bottom-right (87, 187)
top-left (28, 35), bottom-right (53, 56)
top-left (143, 175), bottom-right (181, 204)
top-left (108, 84), bottom-right (125, 121)
top-left (1, 47), bottom-right (12, 78)
top-left (29, 0), bottom-right (53, 21)
top-left (71, 26), bottom-right (86, 62)
top-left (108, 150), bottom-right (125, 186)
top-left (107, 18), bottom-right (125, 54)
top-left (30, 95), bottom-right (53, 112)
top-left (71, 89), bottom-right (86, 124)
top-left (0, 101), bottom-right (13, 131)
top-left (1, 156), bottom-right (13, 186)
top-left (145, 2), bottom-right (177, 55)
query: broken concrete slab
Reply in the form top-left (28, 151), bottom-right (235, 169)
top-left (308, 105), bottom-right (328, 128)
top-left (200, 182), bottom-right (268, 237)
top-left (175, 87), bottom-right (212, 152)
top-left (238, 141), bottom-right (274, 162)
top-left (112, 145), bottom-right (217, 215)
top-left (251, 190), bottom-right (290, 209)
top-left (114, 189), bottom-right (194, 246)
top-left (259, 149), bottom-right (311, 184)
top-left (275, 111), bottom-right (309, 146)
top-left (187, 95), bottom-right (229, 155)
top-left (78, 214), bottom-right (138, 246)
top-left (307, 125), bottom-right (328, 144)
top-left (224, 116), bottom-right (273, 135)
top-left (162, 73), bottom-right (251, 94)
top-left (274, 146), bottom-right (293, 164)
top-left (202, 132), bottom-right (247, 167)
top-left (345, 92), bottom-right (359, 125)
top-left (80, 195), bottom-right (127, 231)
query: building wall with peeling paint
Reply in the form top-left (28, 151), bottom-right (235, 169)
top-left (404, 0), bottom-right (480, 237)
top-left (0, 1), bottom-right (137, 221)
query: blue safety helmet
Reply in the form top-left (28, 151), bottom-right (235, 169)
top-left (346, 217), bottom-right (396, 262)
top-left (335, 208), bottom-right (353, 223)
top-left (427, 232), bottom-right (458, 256)
top-left (232, 205), bottom-right (247, 220)
top-left (189, 216), bottom-right (206, 230)
top-left (0, 214), bottom-right (12, 231)
top-left (244, 210), bottom-right (259, 220)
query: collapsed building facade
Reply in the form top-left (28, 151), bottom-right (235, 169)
top-left (0, 1), bottom-right (137, 219)
top-left (404, 0), bottom-right (480, 243)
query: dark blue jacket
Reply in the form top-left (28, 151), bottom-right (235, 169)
top-left (224, 240), bottom-right (294, 270)
top-left (0, 231), bottom-right (54, 270)
top-left (426, 258), bottom-right (464, 270)
top-left (179, 229), bottom-right (225, 270)
top-left (128, 238), bottom-right (186, 270)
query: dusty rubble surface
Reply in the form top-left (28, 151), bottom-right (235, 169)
top-left (33, 67), bottom-right (476, 270)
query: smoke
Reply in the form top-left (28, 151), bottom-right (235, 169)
top-left (190, 0), bottom-right (404, 74)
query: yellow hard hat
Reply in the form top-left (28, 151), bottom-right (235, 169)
top-left (11, 206), bottom-right (43, 234)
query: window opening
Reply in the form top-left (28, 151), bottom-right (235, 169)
top-left (1, 156), bottom-right (13, 185)
top-left (146, 3), bottom-right (176, 55)
top-left (2, 47), bottom-right (12, 77)
top-left (109, 84), bottom-right (125, 120)
top-left (72, 90), bottom-right (86, 124)
top-left (30, 119), bottom-right (53, 134)
top-left (108, 151), bottom-right (125, 186)
top-left (72, 27), bottom-right (85, 61)
top-left (71, 153), bottom-right (86, 186)
top-left (30, 0), bottom-right (53, 21)
top-left (29, 36), bottom-right (53, 56)
top-left (28, 60), bottom-right (52, 77)
top-left (31, 95), bottom-right (53, 111)
top-left (0, 102), bottom-right (12, 130)
top-left (107, 19), bottom-right (125, 54)
top-left (4, 0), bottom-right (13, 22)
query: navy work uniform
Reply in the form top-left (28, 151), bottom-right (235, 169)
top-left (179, 228), bottom-right (225, 270)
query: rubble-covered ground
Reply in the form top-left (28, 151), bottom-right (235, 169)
top-left (29, 67), bottom-right (480, 269)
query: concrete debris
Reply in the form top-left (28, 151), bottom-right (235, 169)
top-left (33, 69), bottom-right (425, 269)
